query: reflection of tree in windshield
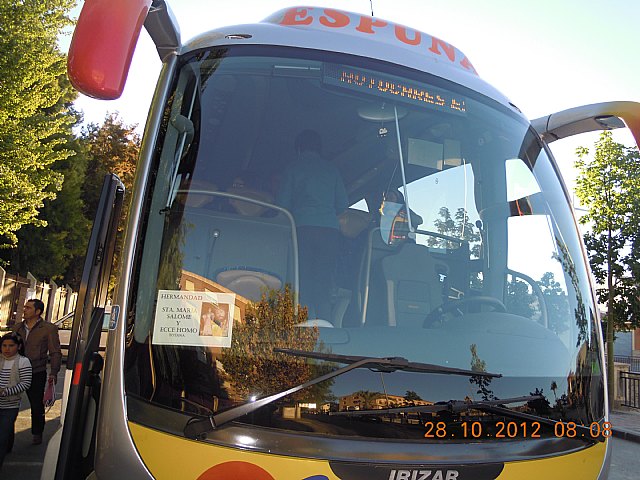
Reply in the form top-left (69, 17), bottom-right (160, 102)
top-left (427, 207), bottom-right (481, 258)
top-left (505, 271), bottom-right (570, 334)
top-left (220, 286), bottom-right (334, 406)
top-left (404, 390), bottom-right (423, 404)
top-left (526, 387), bottom-right (551, 415)
top-left (427, 207), bottom-right (482, 290)
top-left (469, 344), bottom-right (495, 401)
top-left (505, 278), bottom-right (536, 319)
top-left (553, 238), bottom-right (589, 347)
top-left (539, 272), bottom-right (571, 335)
top-left (352, 390), bottom-right (382, 410)
top-left (150, 217), bottom-right (190, 406)
top-left (157, 214), bottom-right (190, 291)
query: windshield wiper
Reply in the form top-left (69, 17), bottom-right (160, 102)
top-left (471, 404), bottom-right (606, 442)
top-left (331, 395), bottom-right (606, 443)
top-left (276, 349), bottom-right (501, 377)
top-left (184, 349), bottom-right (501, 439)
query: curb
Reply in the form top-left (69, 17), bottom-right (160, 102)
top-left (612, 427), bottom-right (640, 443)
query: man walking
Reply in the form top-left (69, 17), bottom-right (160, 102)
top-left (12, 299), bottom-right (62, 445)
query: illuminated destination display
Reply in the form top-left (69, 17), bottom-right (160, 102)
top-left (324, 64), bottom-right (466, 115)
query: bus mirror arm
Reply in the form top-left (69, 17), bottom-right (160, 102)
top-left (531, 101), bottom-right (640, 150)
top-left (145, 0), bottom-right (181, 61)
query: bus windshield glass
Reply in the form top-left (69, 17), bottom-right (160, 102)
top-left (124, 46), bottom-right (604, 450)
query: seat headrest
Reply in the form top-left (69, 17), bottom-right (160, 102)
top-left (338, 208), bottom-right (371, 238)
top-left (216, 269), bottom-right (282, 301)
top-left (226, 187), bottom-right (274, 216)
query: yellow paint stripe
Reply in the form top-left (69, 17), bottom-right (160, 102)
top-left (129, 422), bottom-right (607, 480)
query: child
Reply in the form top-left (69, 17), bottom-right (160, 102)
top-left (0, 332), bottom-right (32, 469)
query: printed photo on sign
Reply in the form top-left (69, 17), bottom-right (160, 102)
top-left (200, 302), bottom-right (230, 337)
top-left (152, 290), bottom-right (235, 347)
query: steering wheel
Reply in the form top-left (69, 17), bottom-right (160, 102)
top-left (424, 296), bottom-right (507, 327)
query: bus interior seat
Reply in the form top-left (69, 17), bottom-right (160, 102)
top-left (296, 318), bottom-right (335, 328)
top-left (338, 208), bottom-right (371, 239)
top-left (381, 242), bottom-right (446, 327)
top-left (182, 181), bottom-right (220, 208)
top-left (433, 243), bottom-right (472, 302)
top-left (216, 268), bottom-right (282, 301)
top-left (226, 185), bottom-right (274, 216)
top-left (354, 227), bottom-right (399, 327)
top-left (330, 287), bottom-right (352, 328)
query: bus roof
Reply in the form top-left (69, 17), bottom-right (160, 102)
top-left (181, 6), bottom-right (517, 111)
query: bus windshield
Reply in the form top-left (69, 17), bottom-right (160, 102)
top-left (124, 45), bottom-right (603, 452)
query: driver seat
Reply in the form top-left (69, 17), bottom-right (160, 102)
top-left (381, 242), bottom-right (445, 327)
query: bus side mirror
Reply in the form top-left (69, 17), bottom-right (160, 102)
top-left (67, 0), bottom-right (153, 99)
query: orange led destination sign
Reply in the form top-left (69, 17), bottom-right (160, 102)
top-left (324, 64), bottom-right (467, 115)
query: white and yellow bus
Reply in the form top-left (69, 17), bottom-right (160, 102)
top-left (44, 2), bottom-right (640, 479)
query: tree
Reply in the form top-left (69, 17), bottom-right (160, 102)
top-left (4, 112), bottom-right (139, 288)
top-left (469, 343), bottom-right (495, 401)
top-left (7, 79), bottom-right (92, 286)
top-left (0, 0), bottom-right (75, 245)
top-left (539, 272), bottom-right (571, 336)
top-left (505, 277), bottom-right (535, 319)
top-left (220, 287), bottom-right (334, 405)
top-left (574, 131), bottom-right (640, 406)
top-left (80, 113), bottom-right (141, 293)
top-left (428, 207), bottom-right (483, 289)
top-left (404, 390), bottom-right (422, 401)
top-left (428, 207), bottom-right (481, 258)
top-left (11, 129), bottom-right (92, 286)
top-left (352, 390), bottom-right (381, 410)
top-left (81, 113), bottom-right (140, 218)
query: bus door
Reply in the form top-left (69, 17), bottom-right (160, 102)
top-left (55, 174), bottom-right (125, 479)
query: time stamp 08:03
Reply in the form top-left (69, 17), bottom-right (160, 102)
top-left (423, 421), bottom-right (613, 439)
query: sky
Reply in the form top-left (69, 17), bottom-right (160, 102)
top-left (63, 0), bottom-right (640, 193)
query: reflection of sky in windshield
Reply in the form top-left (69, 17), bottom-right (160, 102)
top-left (407, 164), bottom-right (479, 247)
top-left (389, 160), bottom-right (567, 284)
top-left (508, 215), bottom-right (566, 284)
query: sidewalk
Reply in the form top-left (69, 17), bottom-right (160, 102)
top-left (1, 370), bottom-right (64, 480)
top-left (610, 407), bottom-right (640, 443)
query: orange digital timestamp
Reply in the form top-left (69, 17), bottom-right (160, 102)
top-left (424, 421), bottom-right (613, 439)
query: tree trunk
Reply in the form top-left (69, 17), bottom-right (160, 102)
top-left (606, 227), bottom-right (615, 409)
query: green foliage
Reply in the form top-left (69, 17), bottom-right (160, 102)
top-left (574, 131), bottom-right (640, 330)
top-left (469, 343), bottom-right (495, 401)
top-left (575, 131), bottom-right (640, 408)
top-left (5, 113), bottom-right (141, 289)
top-left (505, 278), bottom-right (536, 319)
top-left (80, 113), bottom-right (140, 218)
top-left (80, 113), bottom-right (140, 293)
top-left (403, 390), bottom-right (422, 402)
top-left (220, 287), bottom-right (334, 405)
top-left (352, 390), bottom-right (381, 409)
top-left (12, 126), bottom-right (92, 286)
top-left (538, 272), bottom-right (571, 335)
top-left (0, 0), bottom-right (76, 244)
top-left (428, 207), bottom-right (481, 258)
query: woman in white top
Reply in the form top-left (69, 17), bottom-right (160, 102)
top-left (0, 332), bottom-right (32, 469)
